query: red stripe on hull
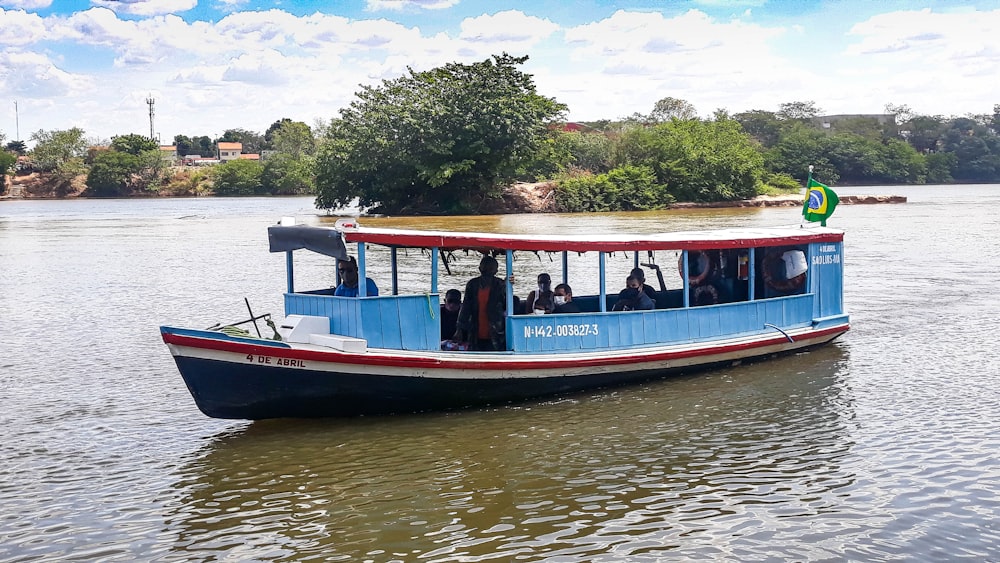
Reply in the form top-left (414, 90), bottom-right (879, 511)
top-left (162, 325), bottom-right (849, 371)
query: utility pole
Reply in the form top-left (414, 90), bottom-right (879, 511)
top-left (13, 100), bottom-right (19, 141)
top-left (146, 96), bottom-right (155, 141)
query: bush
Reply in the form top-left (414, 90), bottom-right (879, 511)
top-left (554, 165), bottom-right (673, 212)
top-left (211, 159), bottom-right (264, 196)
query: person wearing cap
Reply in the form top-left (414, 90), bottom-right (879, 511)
top-left (454, 254), bottom-right (508, 351)
top-left (440, 289), bottom-right (462, 340)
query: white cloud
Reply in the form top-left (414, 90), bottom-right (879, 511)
top-left (91, 0), bottom-right (196, 17)
top-left (221, 50), bottom-right (293, 85)
top-left (0, 50), bottom-right (91, 97)
top-left (0, 0), bottom-right (51, 9)
top-left (366, 0), bottom-right (459, 12)
top-left (838, 9), bottom-right (1000, 115)
top-left (0, 8), bottom-right (47, 45)
top-left (458, 10), bottom-right (559, 44)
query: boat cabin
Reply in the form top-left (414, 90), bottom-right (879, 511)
top-left (268, 219), bottom-right (846, 355)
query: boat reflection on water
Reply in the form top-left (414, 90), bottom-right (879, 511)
top-left (164, 345), bottom-right (858, 561)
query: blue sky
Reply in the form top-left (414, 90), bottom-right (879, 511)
top-left (1, 0), bottom-right (999, 144)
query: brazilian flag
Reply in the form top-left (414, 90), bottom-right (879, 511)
top-left (802, 178), bottom-right (839, 226)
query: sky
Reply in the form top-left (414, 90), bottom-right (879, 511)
top-left (1, 0), bottom-right (999, 145)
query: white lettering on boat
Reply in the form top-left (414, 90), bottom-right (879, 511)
top-left (245, 354), bottom-right (307, 368)
top-left (811, 254), bottom-right (841, 265)
top-left (523, 323), bottom-right (599, 338)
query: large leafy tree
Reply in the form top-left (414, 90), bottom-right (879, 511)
top-left (734, 110), bottom-right (783, 148)
top-left (86, 150), bottom-right (141, 196)
top-left (269, 120), bottom-right (315, 157)
top-left (111, 134), bottom-right (157, 155)
top-left (614, 117), bottom-right (764, 202)
top-left (29, 128), bottom-right (88, 172)
top-left (315, 53), bottom-right (567, 214)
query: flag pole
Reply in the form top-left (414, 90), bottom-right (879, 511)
top-left (801, 165), bottom-right (814, 228)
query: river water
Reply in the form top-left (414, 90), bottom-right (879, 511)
top-left (1, 186), bottom-right (999, 561)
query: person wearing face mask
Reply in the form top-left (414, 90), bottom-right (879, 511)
top-left (524, 273), bottom-right (554, 315)
top-left (613, 274), bottom-right (654, 311)
top-left (333, 256), bottom-right (379, 297)
top-left (552, 283), bottom-right (580, 314)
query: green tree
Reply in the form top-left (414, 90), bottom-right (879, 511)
top-left (766, 122), bottom-right (839, 184)
top-left (111, 134), bottom-right (157, 155)
top-left (29, 128), bottom-right (88, 172)
top-left (558, 131), bottom-right (614, 174)
top-left (938, 118), bottom-right (1000, 182)
top-left (269, 120), bottom-right (315, 157)
top-left (615, 118), bottom-right (764, 202)
top-left (5, 140), bottom-right (27, 155)
top-left (219, 128), bottom-right (264, 154)
top-left (86, 150), bottom-right (140, 196)
top-left (1, 151), bottom-right (15, 195)
top-left (174, 135), bottom-right (193, 157)
top-left (906, 115), bottom-right (945, 153)
top-left (777, 101), bottom-right (822, 121)
top-left (212, 159), bottom-right (264, 195)
top-left (261, 153), bottom-right (315, 195)
top-left (264, 118), bottom-right (293, 149)
top-left (195, 136), bottom-right (214, 157)
top-left (649, 97), bottom-right (698, 122)
top-left (733, 110), bottom-right (783, 148)
top-left (315, 53), bottom-right (567, 214)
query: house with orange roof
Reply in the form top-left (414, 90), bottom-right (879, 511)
top-left (217, 142), bottom-right (243, 162)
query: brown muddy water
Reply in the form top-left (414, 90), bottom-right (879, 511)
top-left (1, 186), bottom-right (999, 561)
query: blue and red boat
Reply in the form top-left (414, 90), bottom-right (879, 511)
top-left (161, 219), bottom-right (849, 419)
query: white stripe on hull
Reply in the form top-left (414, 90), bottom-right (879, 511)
top-left (166, 325), bottom-right (844, 380)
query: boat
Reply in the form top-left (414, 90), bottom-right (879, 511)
top-left (160, 218), bottom-right (849, 419)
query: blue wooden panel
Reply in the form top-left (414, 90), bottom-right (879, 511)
top-left (287, 290), bottom-right (821, 354)
top-left (809, 241), bottom-right (845, 319)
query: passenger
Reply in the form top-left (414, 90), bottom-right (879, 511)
top-left (440, 289), bottom-right (461, 339)
top-left (524, 273), bottom-right (554, 315)
top-left (613, 275), bottom-right (654, 311)
top-left (334, 256), bottom-right (379, 297)
top-left (629, 267), bottom-right (658, 296)
top-left (552, 283), bottom-right (580, 313)
top-left (454, 255), bottom-right (507, 351)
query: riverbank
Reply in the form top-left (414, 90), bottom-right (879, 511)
top-left (2, 174), bottom-right (907, 210)
top-left (496, 182), bottom-right (906, 213)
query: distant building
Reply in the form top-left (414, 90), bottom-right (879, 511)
top-left (217, 142), bottom-right (243, 162)
top-left (238, 153), bottom-right (260, 161)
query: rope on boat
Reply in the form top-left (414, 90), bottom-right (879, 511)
top-left (426, 292), bottom-right (437, 320)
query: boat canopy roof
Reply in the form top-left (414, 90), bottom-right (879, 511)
top-left (268, 225), bottom-right (348, 259)
top-left (271, 223), bottom-right (844, 255)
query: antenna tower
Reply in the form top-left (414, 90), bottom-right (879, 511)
top-left (146, 96), bottom-right (155, 140)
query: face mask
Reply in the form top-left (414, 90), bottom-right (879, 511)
top-left (553, 295), bottom-right (567, 306)
top-left (538, 283), bottom-right (550, 293)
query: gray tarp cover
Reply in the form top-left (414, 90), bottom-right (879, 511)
top-left (267, 226), bottom-right (348, 259)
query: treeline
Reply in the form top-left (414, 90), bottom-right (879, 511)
top-left (3, 53), bottom-right (999, 211)
top-left (0, 120), bottom-right (319, 198)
